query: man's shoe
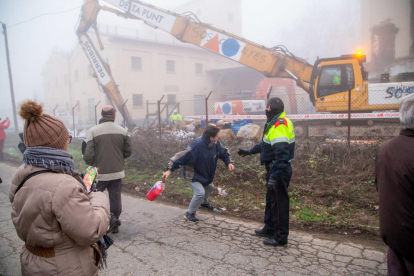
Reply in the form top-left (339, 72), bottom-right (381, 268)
top-left (107, 213), bottom-right (121, 234)
top-left (200, 203), bottom-right (214, 210)
top-left (255, 229), bottom-right (274, 238)
top-left (111, 226), bottom-right (119, 234)
top-left (263, 238), bottom-right (287, 247)
top-left (184, 212), bottom-right (199, 223)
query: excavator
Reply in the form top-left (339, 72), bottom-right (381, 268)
top-left (76, 0), bottom-right (408, 135)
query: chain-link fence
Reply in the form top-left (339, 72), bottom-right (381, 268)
top-left (3, 84), bottom-right (410, 232)
top-left (36, 83), bottom-right (408, 146)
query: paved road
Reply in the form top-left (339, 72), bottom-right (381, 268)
top-left (0, 162), bottom-right (387, 275)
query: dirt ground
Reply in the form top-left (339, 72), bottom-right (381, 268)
top-left (122, 173), bottom-right (381, 243)
top-left (3, 134), bottom-right (382, 243)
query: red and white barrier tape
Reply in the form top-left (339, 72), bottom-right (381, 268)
top-left (186, 113), bottom-right (400, 120)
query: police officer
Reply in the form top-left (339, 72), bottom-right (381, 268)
top-left (238, 97), bottom-right (295, 246)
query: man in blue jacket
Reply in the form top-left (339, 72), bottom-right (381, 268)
top-left (163, 125), bottom-right (234, 222)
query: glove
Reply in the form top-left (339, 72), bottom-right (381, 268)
top-left (238, 149), bottom-right (251, 157)
top-left (267, 177), bottom-right (276, 189)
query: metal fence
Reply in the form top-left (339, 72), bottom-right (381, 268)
top-left (31, 82), bottom-right (412, 146)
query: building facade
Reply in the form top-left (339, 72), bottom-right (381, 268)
top-left (43, 0), bottom-right (244, 130)
top-left (361, 0), bottom-right (414, 81)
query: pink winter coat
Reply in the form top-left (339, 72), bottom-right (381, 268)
top-left (9, 165), bottom-right (110, 276)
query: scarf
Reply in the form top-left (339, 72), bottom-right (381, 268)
top-left (266, 109), bottom-right (283, 123)
top-left (99, 117), bottom-right (115, 124)
top-left (23, 146), bottom-right (75, 174)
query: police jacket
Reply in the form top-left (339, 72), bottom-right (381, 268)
top-left (250, 111), bottom-right (295, 178)
top-left (167, 137), bottom-right (232, 186)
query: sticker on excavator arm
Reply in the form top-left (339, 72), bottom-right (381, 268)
top-left (198, 28), bottom-right (247, 62)
top-left (104, 0), bottom-right (176, 33)
top-left (80, 35), bottom-right (111, 86)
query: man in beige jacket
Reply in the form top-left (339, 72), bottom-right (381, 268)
top-left (83, 105), bottom-right (132, 233)
top-left (9, 100), bottom-right (110, 276)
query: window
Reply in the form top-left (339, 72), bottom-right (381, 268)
top-left (131, 56), bottom-right (142, 70)
top-left (167, 94), bottom-right (176, 103)
top-left (317, 64), bottom-right (355, 98)
top-left (164, 85), bottom-right (179, 93)
top-left (74, 70), bottom-right (79, 82)
top-left (319, 67), bottom-right (341, 87)
top-left (228, 12), bottom-right (233, 23)
top-left (195, 63), bottom-right (203, 75)
top-left (88, 65), bottom-right (93, 77)
top-left (64, 74), bottom-right (68, 86)
top-left (166, 60), bottom-right (175, 73)
top-left (133, 94), bottom-right (143, 107)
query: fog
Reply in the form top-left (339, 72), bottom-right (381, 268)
top-left (0, 0), bottom-right (360, 130)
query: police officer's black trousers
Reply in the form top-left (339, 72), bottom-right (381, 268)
top-left (264, 162), bottom-right (292, 243)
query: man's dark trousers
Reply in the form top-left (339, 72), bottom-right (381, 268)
top-left (264, 162), bottom-right (292, 243)
top-left (97, 179), bottom-right (122, 220)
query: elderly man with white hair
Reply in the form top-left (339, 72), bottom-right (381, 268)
top-left (375, 94), bottom-right (414, 275)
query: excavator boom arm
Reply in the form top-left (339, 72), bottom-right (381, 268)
top-left (103, 0), bottom-right (313, 92)
top-left (76, 0), bottom-right (136, 129)
top-left (76, 0), bottom-right (315, 129)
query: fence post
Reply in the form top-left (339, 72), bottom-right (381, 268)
top-left (166, 103), bottom-right (169, 126)
top-left (94, 101), bottom-right (100, 125)
top-left (72, 103), bottom-right (78, 137)
top-left (122, 99), bottom-right (128, 129)
top-left (53, 105), bottom-right (59, 117)
top-left (347, 89), bottom-right (351, 148)
top-left (158, 95), bottom-right (164, 137)
top-left (266, 83), bottom-right (272, 100)
top-left (205, 91), bottom-right (212, 127)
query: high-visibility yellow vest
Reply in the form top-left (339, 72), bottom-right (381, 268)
top-left (333, 74), bottom-right (341, 85)
top-left (263, 111), bottom-right (295, 146)
top-left (171, 114), bottom-right (182, 122)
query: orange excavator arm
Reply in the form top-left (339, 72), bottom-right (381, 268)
top-left (104, 0), bottom-right (313, 92)
top-left (77, 0), bottom-right (314, 111)
top-left (76, 0), bottom-right (136, 129)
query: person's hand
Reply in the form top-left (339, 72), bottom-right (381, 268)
top-left (228, 163), bottom-right (235, 171)
top-left (238, 149), bottom-right (251, 157)
top-left (162, 170), bottom-right (171, 180)
top-left (267, 177), bottom-right (276, 189)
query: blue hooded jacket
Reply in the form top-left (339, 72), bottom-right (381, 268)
top-left (167, 137), bottom-right (232, 186)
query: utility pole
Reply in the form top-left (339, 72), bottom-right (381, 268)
top-left (1, 22), bottom-right (19, 134)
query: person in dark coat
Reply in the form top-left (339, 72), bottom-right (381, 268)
top-left (238, 97), bottom-right (295, 247)
top-left (375, 93), bottom-right (414, 275)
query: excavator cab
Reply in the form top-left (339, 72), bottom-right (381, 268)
top-left (310, 53), bottom-right (367, 112)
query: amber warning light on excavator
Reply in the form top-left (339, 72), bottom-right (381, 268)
top-left (355, 50), bottom-right (366, 62)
